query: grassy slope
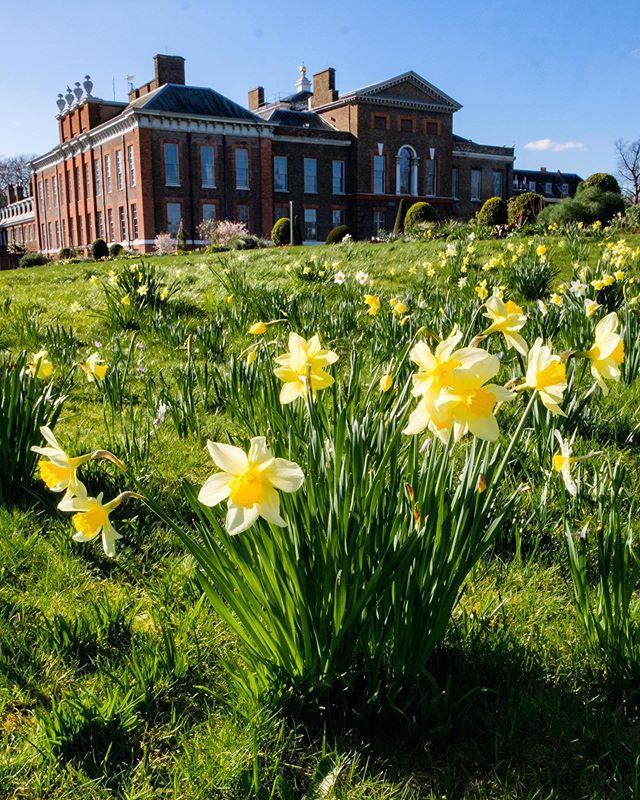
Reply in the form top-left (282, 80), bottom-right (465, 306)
top-left (1, 235), bottom-right (640, 799)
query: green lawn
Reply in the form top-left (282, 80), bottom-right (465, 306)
top-left (1, 232), bottom-right (640, 799)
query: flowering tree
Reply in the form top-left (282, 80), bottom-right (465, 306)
top-left (154, 232), bottom-right (177, 255)
top-left (198, 219), bottom-right (247, 248)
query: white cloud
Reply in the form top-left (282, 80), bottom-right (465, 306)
top-left (631, 48), bottom-right (640, 58)
top-left (524, 138), bottom-right (586, 153)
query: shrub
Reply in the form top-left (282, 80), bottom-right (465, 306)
top-left (91, 239), bottom-right (109, 260)
top-left (154, 233), bottom-right (177, 255)
top-left (326, 224), bottom-right (352, 244)
top-left (507, 192), bottom-right (545, 226)
top-left (230, 233), bottom-right (260, 250)
top-left (58, 247), bottom-right (73, 260)
top-left (109, 243), bottom-right (124, 258)
top-left (271, 217), bottom-right (290, 246)
top-left (506, 257), bottom-right (558, 301)
top-left (404, 202), bottom-right (438, 233)
top-left (537, 199), bottom-right (593, 227)
top-left (476, 196), bottom-right (508, 227)
top-left (393, 199), bottom-right (405, 235)
top-left (626, 204), bottom-right (640, 229)
top-left (577, 172), bottom-right (621, 195)
top-left (19, 252), bottom-right (49, 268)
top-left (578, 187), bottom-right (626, 224)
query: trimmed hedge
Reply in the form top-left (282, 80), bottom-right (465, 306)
top-left (577, 172), bottom-right (621, 195)
top-left (507, 192), bottom-right (545, 226)
top-left (58, 247), bottom-right (73, 260)
top-left (19, 252), bottom-right (49, 268)
top-left (271, 217), bottom-right (290, 246)
top-left (476, 196), bottom-right (508, 227)
top-left (404, 201), bottom-right (438, 233)
top-left (326, 224), bottom-right (352, 244)
top-left (109, 243), bottom-right (124, 257)
top-left (91, 239), bottom-right (109, 260)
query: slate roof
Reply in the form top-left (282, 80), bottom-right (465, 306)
top-left (266, 108), bottom-right (334, 130)
top-left (513, 168), bottom-right (583, 182)
top-left (130, 83), bottom-right (261, 122)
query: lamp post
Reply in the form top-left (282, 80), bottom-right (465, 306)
top-left (289, 200), bottom-right (294, 246)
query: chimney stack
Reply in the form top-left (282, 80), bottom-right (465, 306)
top-left (248, 86), bottom-right (265, 110)
top-left (6, 185), bottom-right (16, 205)
top-left (540, 166), bottom-right (547, 172)
top-left (311, 68), bottom-right (338, 108)
top-left (16, 186), bottom-right (24, 201)
top-left (154, 54), bottom-right (185, 86)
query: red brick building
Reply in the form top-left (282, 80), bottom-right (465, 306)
top-left (1, 54), bottom-right (515, 254)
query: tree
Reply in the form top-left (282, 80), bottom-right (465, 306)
top-left (0, 154), bottom-right (34, 206)
top-left (615, 138), bottom-right (640, 205)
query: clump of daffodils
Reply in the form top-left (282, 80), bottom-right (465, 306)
top-left (198, 437), bottom-right (304, 534)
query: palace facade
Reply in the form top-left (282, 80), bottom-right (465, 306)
top-left (0, 54), bottom-right (515, 254)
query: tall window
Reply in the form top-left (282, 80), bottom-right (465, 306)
top-left (203, 203), bottom-right (217, 222)
top-left (452, 167), bottom-right (460, 199)
top-left (201, 146), bottom-right (215, 188)
top-left (332, 160), bottom-right (345, 194)
top-left (131, 204), bottom-right (138, 240)
top-left (493, 170), bottom-right (504, 198)
top-left (85, 165), bottom-right (91, 197)
top-left (373, 210), bottom-right (387, 235)
top-left (425, 159), bottom-right (436, 197)
top-left (44, 179), bottom-right (50, 207)
top-left (104, 156), bottom-right (112, 193)
top-left (304, 158), bottom-right (317, 193)
top-left (52, 176), bottom-right (58, 208)
top-left (398, 147), bottom-right (413, 195)
top-left (373, 155), bottom-right (386, 194)
top-left (273, 156), bottom-right (288, 192)
top-left (97, 211), bottom-right (105, 239)
top-left (164, 143), bottom-right (180, 187)
top-left (95, 161), bottom-right (103, 196)
top-left (332, 208), bottom-right (345, 226)
top-left (166, 202), bottom-right (181, 234)
top-left (107, 208), bottom-right (114, 241)
top-left (471, 169), bottom-right (481, 201)
top-left (115, 151), bottom-right (124, 191)
top-left (235, 148), bottom-right (249, 189)
top-left (544, 181), bottom-right (552, 196)
top-left (69, 219), bottom-right (74, 247)
top-left (74, 166), bottom-right (81, 200)
top-left (237, 205), bottom-right (250, 227)
top-left (127, 145), bottom-right (136, 187)
top-left (561, 182), bottom-right (569, 197)
top-left (38, 180), bottom-right (44, 207)
top-left (304, 208), bottom-right (317, 240)
top-left (85, 214), bottom-right (91, 244)
top-left (118, 206), bottom-right (126, 240)
top-left (54, 220), bottom-right (60, 248)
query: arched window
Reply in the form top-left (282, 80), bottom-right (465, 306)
top-left (396, 145), bottom-right (418, 195)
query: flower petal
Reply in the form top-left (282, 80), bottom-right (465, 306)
top-left (198, 473), bottom-right (232, 506)
top-left (206, 441), bottom-right (248, 475)
top-left (226, 502), bottom-right (259, 535)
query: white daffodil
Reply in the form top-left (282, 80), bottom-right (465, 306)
top-left (333, 271), bottom-right (347, 285)
top-left (354, 270), bottom-right (369, 285)
top-left (58, 491), bottom-right (135, 557)
top-left (552, 431), bottom-right (600, 497)
top-left (198, 437), bottom-right (304, 535)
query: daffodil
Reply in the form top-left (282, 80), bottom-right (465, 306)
top-left (584, 311), bottom-right (624, 394)
top-left (28, 350), bottom-right (53, 379)
top-left (475, 280), bottom-right (488, 301)
top-left (81, 352), bottom-right (109, 382)
top-left (410, 328), bottom-right (482, 397)
top-left (550, 293), bottom-right (563, 307)
top-left (355, 270), bottom-right (369, 285)
top-left (59, 491), bottom-right (135, 557)
top-left (379, 374), bottom-right (393, 392)
top-left (274, 332), bottom-right (338, 404)
top-left (197, 437), bottom-right (304, 534)
top-left (248, 321), bottom-right (267, 335)
top-left (536, 244), bottom-right (548, 258)
top-left (585, 298), bottom-right (600, 317)
top-left (518, 338), bottom-right (567, 415)
top-left (482, 295), bottom-right (528, 354)
top-left (120, 294), bottom-right (131, 306)
top-left (334, 271), bottom-right (347, 285)
top-left (552, 431), bottom-right (599, 497)
top-left (31, 426), bottom-right (125, 507)
top-left (364, 294), bottom-right (380, 316)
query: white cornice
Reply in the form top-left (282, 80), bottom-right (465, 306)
top-left (452, 150), bottom-right (514, 163)
top-left (274, 135), bottom-right (351, 147)
top-left (136, 109), bottom-right (275, 138)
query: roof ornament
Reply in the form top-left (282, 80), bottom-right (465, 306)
top-left (296, 63), bottom-right (311, 94)
top-left (83, 75), bottom-right (94, 97)
top-left (65, 86), bottom-right (74, 107)
top-left (73, 82), bottom-right (83, 102)
top-left (56, 94), bottom-right (66, 113)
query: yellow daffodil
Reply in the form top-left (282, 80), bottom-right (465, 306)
top-left (410, 328), bottom-right (479, 397)
top-left (518, 338), bottom-right (567, 415)
top-left (160, 287), bottom-right (170, 301)
top-left (28, 350), bottom-right (53, 379)
top-left (550, 293), bottom-right (563, 307)
top-left (31, 426), bottom-right (125, 507)
top-left (536, 244), bottom-right (548, 258)
top-left (591, 279), bottom-right (604, 291)
top-left (81, 352), bottom-right (109, 382)
top-left (120, 294), bottom-right (131, 306)
top-left (364, 294), bottom-right (381, 316)
top-left (274, 332), bottom-right (338, 404)
top-left (379, 374), bottom-right (393, 393)
top-left (614, 270), bottom-right (625, 281)
top-left (584, 311), bottom-right (624, 395)
top-left (226, 294), bottom-right (234, 304)
top-left (390, 298), bottom-right (408, 316)
top-left (482, 296), bottom-right (528, 354)
top-left (585, 298), bottom-right (600, 317)
top-left (601, 274), bottom-right (614, 287)
top-left (197, 437), bottom-right (304, 535)
top-left (248, 321), bottom-right (267, 335)
top-left (59, 491), bottom-right (135, 557)
top-left (475, 280), bottom-right (488, 300)
top-left (246, 348), bottom-right (257, 366)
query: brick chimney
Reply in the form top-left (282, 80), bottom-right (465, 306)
top-left (5, 185), bottom-right (16, 205)
top-left (16, 186), bottom-right (24, 201)
top-left (540, 166), bottom-right (547, 172)
top-left (311, 68), bottom-right (338, 108)
top-left (154, 54), bottom-right (185, 86)
top-left (248, 86), bottom-right (265, 110)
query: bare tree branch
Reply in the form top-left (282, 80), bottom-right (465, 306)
top-left (615, 138), bottom-right (640, 205)
top-left (0, 155), bottom-right (34, 207)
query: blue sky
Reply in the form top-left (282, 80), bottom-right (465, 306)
top-left (1, 0), bottom-right (638, 177)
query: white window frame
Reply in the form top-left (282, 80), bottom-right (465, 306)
top-left (235, 148), bottom-right (249, 190)
top-left (202, 203), bottom-right (217, 222)
top-left (95, 161), bottom-right (103, 196)
top-left (471, 169), bottom-right (482, 201)
top-left (127, 145), bottom-right (136, 188)
top-left (164, 143), bottom-right (180, 187)
top-left (201, 146), bottom-right (216, 189)
top-left (373, 155), bottom-right (386, 194)
top-left (115, 150), bottom-right (124, 191)
top-left (332, 160), bottom-right (345, 194)
top-left (373, 210), bottom-right (386, 235)
top-left (236, 204), bottom-right (250, 227)
top-left (452, 167), bottom-right (460, 199)
top-left (332, 208), bottom-right (345, 226)
top-left (492, 170), bottom-right (503, 198)
top-left (303, 208), bottom-right (317, 241)
top-left (273, 155), bottom-right (288, 192)
top-left (166, 202), bottom-right (181, 235)
top-left (131, 203), bottom-right (138, 239)
top-left (425, 159), bottom-right (436, 197)
top-left (104, 155), bottom-right (112, 193)
top-left (304, 158), bottom-right (317, 194)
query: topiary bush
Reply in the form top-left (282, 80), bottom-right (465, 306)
top-left (271, 217), bottom-right (290, 246)
top-left (326, 224), bottom-right (352, 244)
top-left (19, 252), bottom-right (49, 268)
top-left (577, 187), bottom-right (626, 224)
top-left (109, 243), bottom-right (124, 258)
top-left (404, 201), bottom-right (438, 233)
top-left (91, 239), bottom-right (109, 260)
top-left (537, 199), bottom-right (593, 227)
top-left (476, 196), bottom-right (508, 227)
top-left (58, 247), bottom-right (73, 260)
top-left (577, 173), bottom-right (621, 195)
top-left (507, 192), bottom-right (545, 227)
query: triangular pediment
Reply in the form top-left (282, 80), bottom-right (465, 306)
top-left (352, 71), bottom-right (462, 112)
